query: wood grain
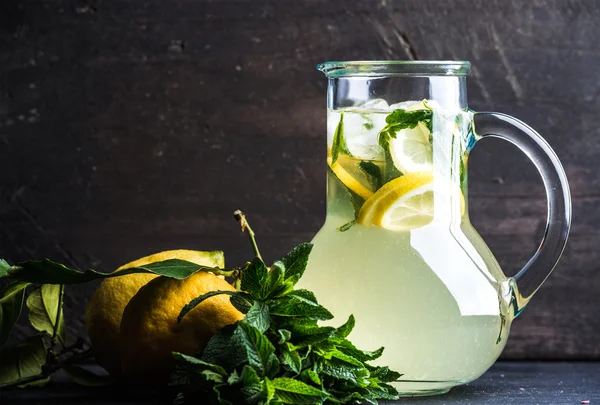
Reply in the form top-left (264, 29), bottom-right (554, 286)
top-left (1, 0), bottom-right (599, 359)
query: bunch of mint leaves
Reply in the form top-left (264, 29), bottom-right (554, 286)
top-left (0, 211), bottom-right (401, 404)
top-left (171, 242), bottom-right (400, 405)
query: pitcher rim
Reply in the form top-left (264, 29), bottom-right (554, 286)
top-left (317, 60), bottom-right (471, 77)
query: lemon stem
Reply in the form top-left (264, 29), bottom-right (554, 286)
top-left (233, 210), bottom-right (263, 261)
top-left (211, 269), bottom-right (238, 278)
top-left (51, 284), bottom-right (65, 348)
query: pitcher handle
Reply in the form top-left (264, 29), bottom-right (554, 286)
top-left (471, 112), bottom-right (572, 314)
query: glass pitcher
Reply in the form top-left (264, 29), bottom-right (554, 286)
top-left (299, 61), bottom-right (571, 396)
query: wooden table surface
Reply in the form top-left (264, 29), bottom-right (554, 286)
top-left (1, 362), bottom-right (598, 405)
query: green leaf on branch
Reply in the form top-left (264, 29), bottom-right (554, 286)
top-left (0, 281), bottom-right (28, 345)
top-left (201, 324), bottom-right (247, 372)
top-left (229, 294), bottom-right (253, 314)
top-left (244, 301), bottom-right (270, 333)
top-left (0, 259), bottom-right (10, 273)
top-left (0, 336), bottom-right (50, 387)
top-left (177, 290), bottom-right (251, 323)
top-left (271, 243), bottom-right (313, 286)
top-left (0, 258), bottom-right (221, 285)
top-left (271, 377), bottom-right (329, 404)
top-left (332, 315), bottom-right (355, 341)
top-left (285, 322), bottom-right (336, 348)
top-left (173, 353), bottom-right (228, 377)
top-left (234, 322), bottom-right (279, 378)
top-left (0, 280), bottom-right (30, 305)
top-left (279, 348), bottom-right (302, 375)
top-left (336, 339), bottom-right (385, 362)
top-left (26, 284), bottom-right (66, 344)
top-left (260, 265), bottom-right (291, 299)
top-left (268, 290), bottom-right (333, 320)
top-left (241, 258), bottom-right (269, 299)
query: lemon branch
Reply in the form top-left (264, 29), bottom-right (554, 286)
top-left (209, 269), bottom-right (239, 278)
top-left (233, 210), bottom-right (262, 261)
top-left (0, 346), bottom-right (93, 390)
top-left (51, 284), bottom-right (65, 347)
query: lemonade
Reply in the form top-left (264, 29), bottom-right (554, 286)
top-left (299, 100), bottom-right (515, 395)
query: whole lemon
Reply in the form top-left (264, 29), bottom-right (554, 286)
top-left (119, 271), bottom-right (244, 383)
top-left (85, 250), bottom-right (224, 376)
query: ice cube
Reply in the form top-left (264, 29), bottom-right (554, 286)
top-left (328, 109), bottom-right (387, 160)
top-left (389, 100), bottom-right (422, 110)
top-left (358, 98), bottom-right (390, 111)
top-left (345, 111), bottom-right (385, 160)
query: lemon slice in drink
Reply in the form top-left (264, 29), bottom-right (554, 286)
top-left (386, 100), bottom-right (439, 174)
top-left (328, 155), bottom-right (374, 200)
top-left (388, 121), bottom-right (433, 174)
top-left (357, 172), bottom-right (434, 231)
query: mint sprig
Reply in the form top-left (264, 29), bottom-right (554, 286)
top-left (171, 215), bottom-right (401, 405)
top-left (331, 112), bottom-right (349, 165)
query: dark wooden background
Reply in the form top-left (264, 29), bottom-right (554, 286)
top-left (0, 0), bottom-right (598, 360)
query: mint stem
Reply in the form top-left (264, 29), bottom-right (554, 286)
top-left (233, 210), bottom-right (263, 261)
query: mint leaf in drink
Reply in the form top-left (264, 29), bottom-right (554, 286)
top-left (378, 133), bottom-right (403, 183)
top-left (327, 166), bottom-right (365, 232)
top-left (384, 108), bottom-right (433, 133)
top-left (327, 166), bottom-right (365, 213)
top-left (331, 112), bottom-right (349, 165)
top-left (173, 216), bottom-right (401, 405)
top-left (358, 161), bottom-right (383, 189)
top-left (336, 219), bottom-right (356, 233)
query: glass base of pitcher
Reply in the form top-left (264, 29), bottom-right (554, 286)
top-left (393, 380), bottom-right (466, 397)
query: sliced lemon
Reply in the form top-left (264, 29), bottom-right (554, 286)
top-left (357, 172), bottom-right (434, 231)
top-left (389, 121), bottom-right (433, 174)
top-left (328, 155), bottom-right (374, 200)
